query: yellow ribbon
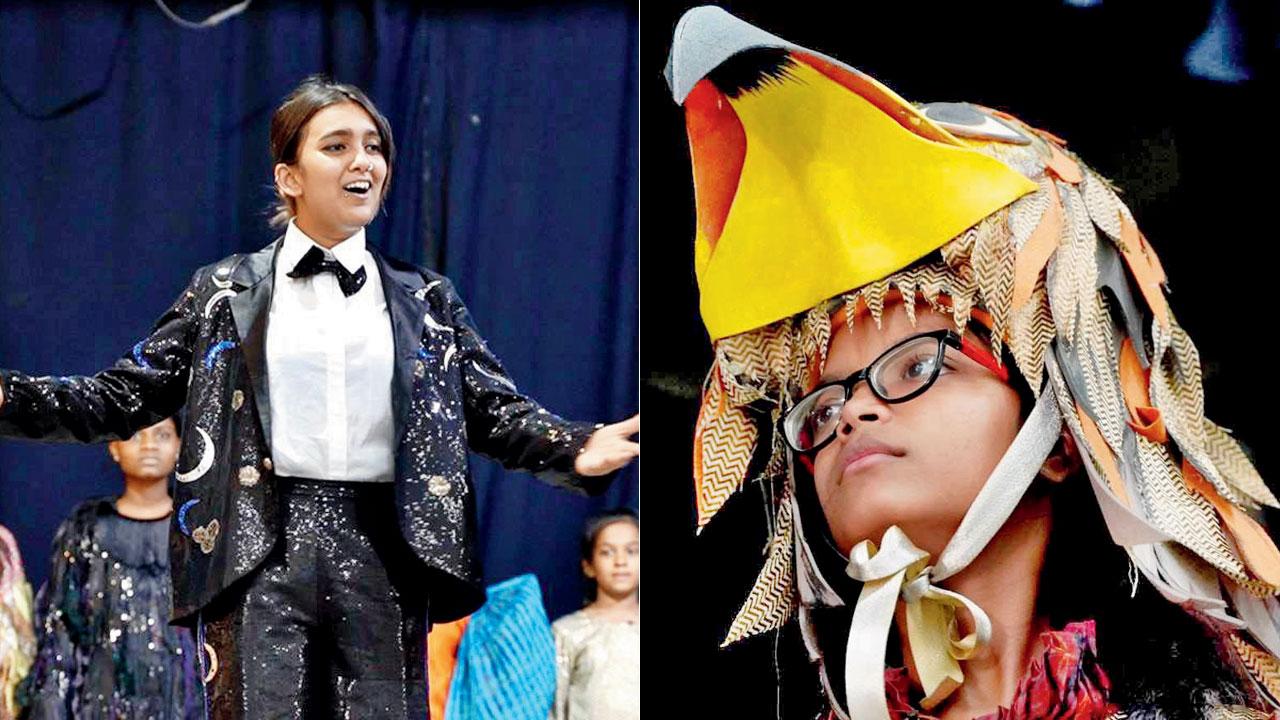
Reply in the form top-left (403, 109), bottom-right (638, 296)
top-left (844, 526), bottom-right (992, 719)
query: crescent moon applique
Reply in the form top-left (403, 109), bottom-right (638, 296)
top-left (177, 499), bottom-right (201, 536)
top-left (442, 344), bottom-right (457, 371)
top-left (415, 279), bottom-right (442, 301)
top-left (192, 520), bottom-right (220, 555)
top-left (471, 361), bottom-right (517, 392)
top-left (204, 289), bottom-right (238, 318)
top-left (131, 341), bottom-right (154, 370)
top-left (202, 642), bottom-right (219, 683)
top-left (175, 428), bottom-right (215, 483)
top-left (423, 311), bottom-right (452, 334)
top-left (203, 340), bottom-right (237, 370)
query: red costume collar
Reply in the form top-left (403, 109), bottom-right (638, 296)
top-left (881, 620), bottom-right (1116, 720)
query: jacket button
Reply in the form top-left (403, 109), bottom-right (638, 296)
top-left (262, 457), bottom-right (273, 471)
top-left (231, 390), bottom-right (244, 411)
top-left (414, 360), bottom-right (426, 379)
top-left (427, 475), bottom-right (451, 497)
top-left (238, 466), bottom-right (260, 487)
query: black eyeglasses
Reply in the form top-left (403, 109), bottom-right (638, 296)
top-left (782, 329), bottom-right (1006, 453)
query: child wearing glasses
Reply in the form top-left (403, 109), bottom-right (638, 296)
top-left (668, 7), bottom-right (1280, 719)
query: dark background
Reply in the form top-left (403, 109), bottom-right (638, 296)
top-left (0, 0), bottom-right (637, 627)
top-left (642, 1), bottom-right (1278, 716)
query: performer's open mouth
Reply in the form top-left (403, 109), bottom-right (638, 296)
top-left (343, 180), bottom-right (372, 196)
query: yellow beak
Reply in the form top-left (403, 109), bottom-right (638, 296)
top-left (669, 7), bottom-right (1038, 340)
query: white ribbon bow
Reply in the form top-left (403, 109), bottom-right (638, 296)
top-left (844, 526), bottom-right (993, 719)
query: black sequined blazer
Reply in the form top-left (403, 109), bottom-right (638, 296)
top-left (0, 239), bottom-right (607, 624)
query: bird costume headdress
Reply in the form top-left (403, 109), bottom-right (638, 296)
top-left (667, 7), bottom-right (1280, 718)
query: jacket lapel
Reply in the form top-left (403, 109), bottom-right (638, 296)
top-left (229, 240), bottom-right (281, 449)
top-left (372, 249), bottom-right (428, 447)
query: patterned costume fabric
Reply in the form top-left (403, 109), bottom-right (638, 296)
top-left (0, 524), bottom-right (33, 720)
top-left (550, 609), bottom-right (640, 720)
top-left (0, 239), bottom-right (607, 628)
top-left (666, 6), bottom-right (1280, 718)
top-left (882, 621), bottom-right (1114, 720)
top-left (17, 498), bottom-right (201, 719)
top-left (446, 574), bottom-right (556, 720)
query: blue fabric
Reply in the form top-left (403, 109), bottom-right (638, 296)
top-left (445, 574), bottom-right (556, 720)
top-left (0, 2), bottom-right (636, 623)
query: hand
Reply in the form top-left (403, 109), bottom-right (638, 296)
top-left (574, 414), bottom-right (639, 476)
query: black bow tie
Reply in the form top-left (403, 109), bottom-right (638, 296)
top-left (286, 246), bottom-right (367, 297)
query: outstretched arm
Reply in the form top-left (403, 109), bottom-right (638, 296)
top-left (0, 273), bottom-right (199, 443)
top-left (443, 280), bottom-right (636, 494)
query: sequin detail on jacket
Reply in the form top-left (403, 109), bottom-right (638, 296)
top-left (0, 240), bottom-right (607, 624)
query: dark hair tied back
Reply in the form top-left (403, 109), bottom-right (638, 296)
top-left (268, 75), bottom-right (395, 228)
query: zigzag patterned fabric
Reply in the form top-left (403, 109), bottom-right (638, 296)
top-left (667, 4), bottom-right (1280, 713)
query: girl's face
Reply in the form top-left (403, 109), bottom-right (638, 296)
top-left (278, 101), bottom-right (389, 241)
top-left (584, 520), bottom-right (640, 600)
top-left (109, 418), bottom-right (180, 482)
top-left (810, 302), bottom-right (1022, 557)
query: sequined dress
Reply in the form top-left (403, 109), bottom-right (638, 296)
top-left (550, 610), bottom-right (639, 720)
top-left (18, 498), bottom-right (201, 719)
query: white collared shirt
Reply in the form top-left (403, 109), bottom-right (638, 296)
top-left (264, 220), bottom-right (396, 482)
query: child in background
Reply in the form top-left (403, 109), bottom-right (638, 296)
top-left (19, 418), bottom-right (201, 718)
top-left (551, 509), bottom-right (639, 720)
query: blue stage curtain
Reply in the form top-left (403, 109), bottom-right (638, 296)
top-left (0, 0), bottom-right (637, 624)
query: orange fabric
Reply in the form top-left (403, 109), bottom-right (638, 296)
top-left (1182, 462), bottom-right (1280, 587)
top-left (1032, 126), bottom-right (1071, 148)
top-left (1044, 143), bottom-right (1083, 185)
top-left (1117, 338), bottom-right (1167, 443)
top-left (427, 615), bottom-right (471, 720)
top-left (691, 367), bottom-right (725, 516)
top-left (1075, 404), bottom-right (1130, 505)
top-left (692, 365), bottom-right (736, 524)
top-left (684, 80), bottom-right (747, 250)
top-left (984, 107), bottom-right (1021, 123)
top-left (1012, 182), bottom-right (1065, 313)
top-left (1119, 211), bottom-right (1170, 329)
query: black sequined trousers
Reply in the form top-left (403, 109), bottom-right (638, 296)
top-left (199, 478), bottom-right (429, 719)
